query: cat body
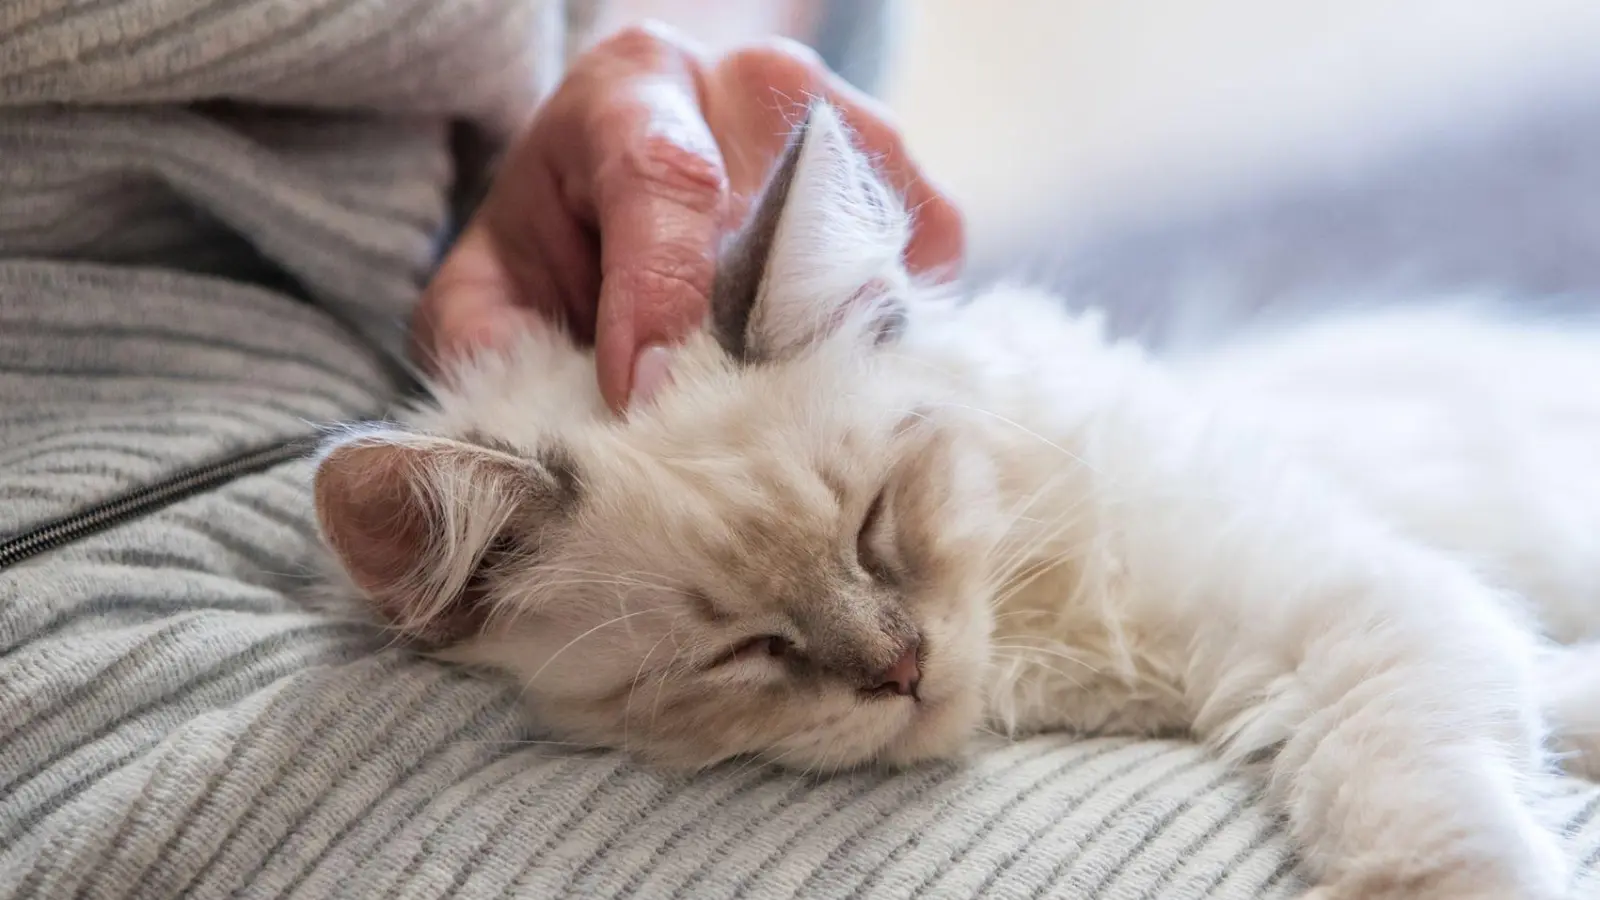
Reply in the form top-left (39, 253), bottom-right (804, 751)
top-left (945, 293), bottom-right (1600, 737)
top-left (314, 104), bottom-right (1600, 898)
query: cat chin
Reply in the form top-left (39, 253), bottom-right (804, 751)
top-left (629, 688), bottom-right (985, 776)
top-left (783, 666), bottom-right (990, 774)
top-left (871, 690), bottom-right (988, 770)
top-left (788, 657), bottom-right (992, 773)
top-left (750, 714), bottom-right (981, 776)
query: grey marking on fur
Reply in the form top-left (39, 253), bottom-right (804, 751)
top-left (534, 444), bottom-right (582, 513)
top-left (870, 302), bottom-right (908, 346)
top-left (709, 105), bottom-right (814, 363)
top-left (458, 432), bottom-right (580, 515)
top-left (461, 429), bottom-right (522, 457)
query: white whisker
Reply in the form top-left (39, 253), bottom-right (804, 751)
top-left (926, 400), bottom-right (1099, 473)
top-left (519, 609), bottom-right (657, 691)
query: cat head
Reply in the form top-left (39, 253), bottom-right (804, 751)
top-left (313, 102), bottom-right (1001, 772)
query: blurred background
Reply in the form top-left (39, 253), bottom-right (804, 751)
top-left (596, 0), bottom-right (1600, 346)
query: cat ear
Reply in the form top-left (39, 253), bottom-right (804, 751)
top-left (312, 429), bottom-right (579, 645)
top-left (710, 101), bottom-right (912, 363)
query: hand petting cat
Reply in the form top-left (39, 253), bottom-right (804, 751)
top-left (410, 21), bottom-right (966, 413)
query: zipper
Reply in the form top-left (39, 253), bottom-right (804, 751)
top-left (0, 283), bottom-right (425, 572)
top-left (0, 434), bottom-right (324, 571)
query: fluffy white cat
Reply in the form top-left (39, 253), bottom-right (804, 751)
top-left (314, 102), bottom-right (1600, 899)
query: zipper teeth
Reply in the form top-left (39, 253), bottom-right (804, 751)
top-left (0, 435), bottom-right (322, 571)
top-left (0, 284), bottom-right (419, 572)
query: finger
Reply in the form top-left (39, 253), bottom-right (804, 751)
top-left (591, 126), bottom-right (724, 412)
top-left (582, 51), bottom-right (729, 411)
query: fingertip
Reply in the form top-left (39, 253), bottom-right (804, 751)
top-left (594, 306), bottom-right (636, 414)
top-left (629, 343), bottom-right (675, 408)
top-left (906, 196), bottom-right (967, 281)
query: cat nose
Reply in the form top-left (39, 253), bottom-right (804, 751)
top-left (872, 639), bottom-right (922, 699)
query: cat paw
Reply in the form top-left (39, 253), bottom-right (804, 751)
top-left (1304, 863), bottom-right (1568, 900)
top-left (1305, 814), bottom-right (1570, 900)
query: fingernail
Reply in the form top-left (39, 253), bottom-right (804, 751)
top-left (630, 343), bottom-right (675, 408)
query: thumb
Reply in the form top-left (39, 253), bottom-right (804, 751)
top-left (412, 224), bottom-right (552, 375)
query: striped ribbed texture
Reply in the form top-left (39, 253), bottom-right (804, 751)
top-left (6, 480), bottom-right (1600, 899)
top-left (0, 0), bottom-right (557, 130)
top-left (2, 2), bottom-right (1599, 899)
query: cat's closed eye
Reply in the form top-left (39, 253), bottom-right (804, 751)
top-left (715, 634), bottom-right (794, 668)
top-left (856, 487), bottom-right (896, 584)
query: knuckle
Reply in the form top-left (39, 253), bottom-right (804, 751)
top-left (631, 238), bottom-right (713, 290)
top-left (612, 260), bottom-right (699, 300)
top-left (609, 259), bottom-right (711, 325)
top-left (598, 134), bottom-right (725, 216)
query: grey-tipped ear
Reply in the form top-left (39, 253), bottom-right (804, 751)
top-left (710, 101), bottom-right (912, 364)
top-left (313, 430), bottom-right (579, 645)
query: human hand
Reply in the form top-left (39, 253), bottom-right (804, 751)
top-left (412, 22), bottom-right (965, 413)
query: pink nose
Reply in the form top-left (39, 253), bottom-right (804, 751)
top-left (873, 640), bottom-right (922, 699)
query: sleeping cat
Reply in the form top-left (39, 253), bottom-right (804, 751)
top-left (313, 101), bottom-right (1600, 899)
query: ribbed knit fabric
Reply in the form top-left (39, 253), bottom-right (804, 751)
top-left (2, 3), bottom-right (1598, 899)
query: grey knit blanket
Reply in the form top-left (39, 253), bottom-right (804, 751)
top-left (2, 3), bottom-right (1598, 899)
